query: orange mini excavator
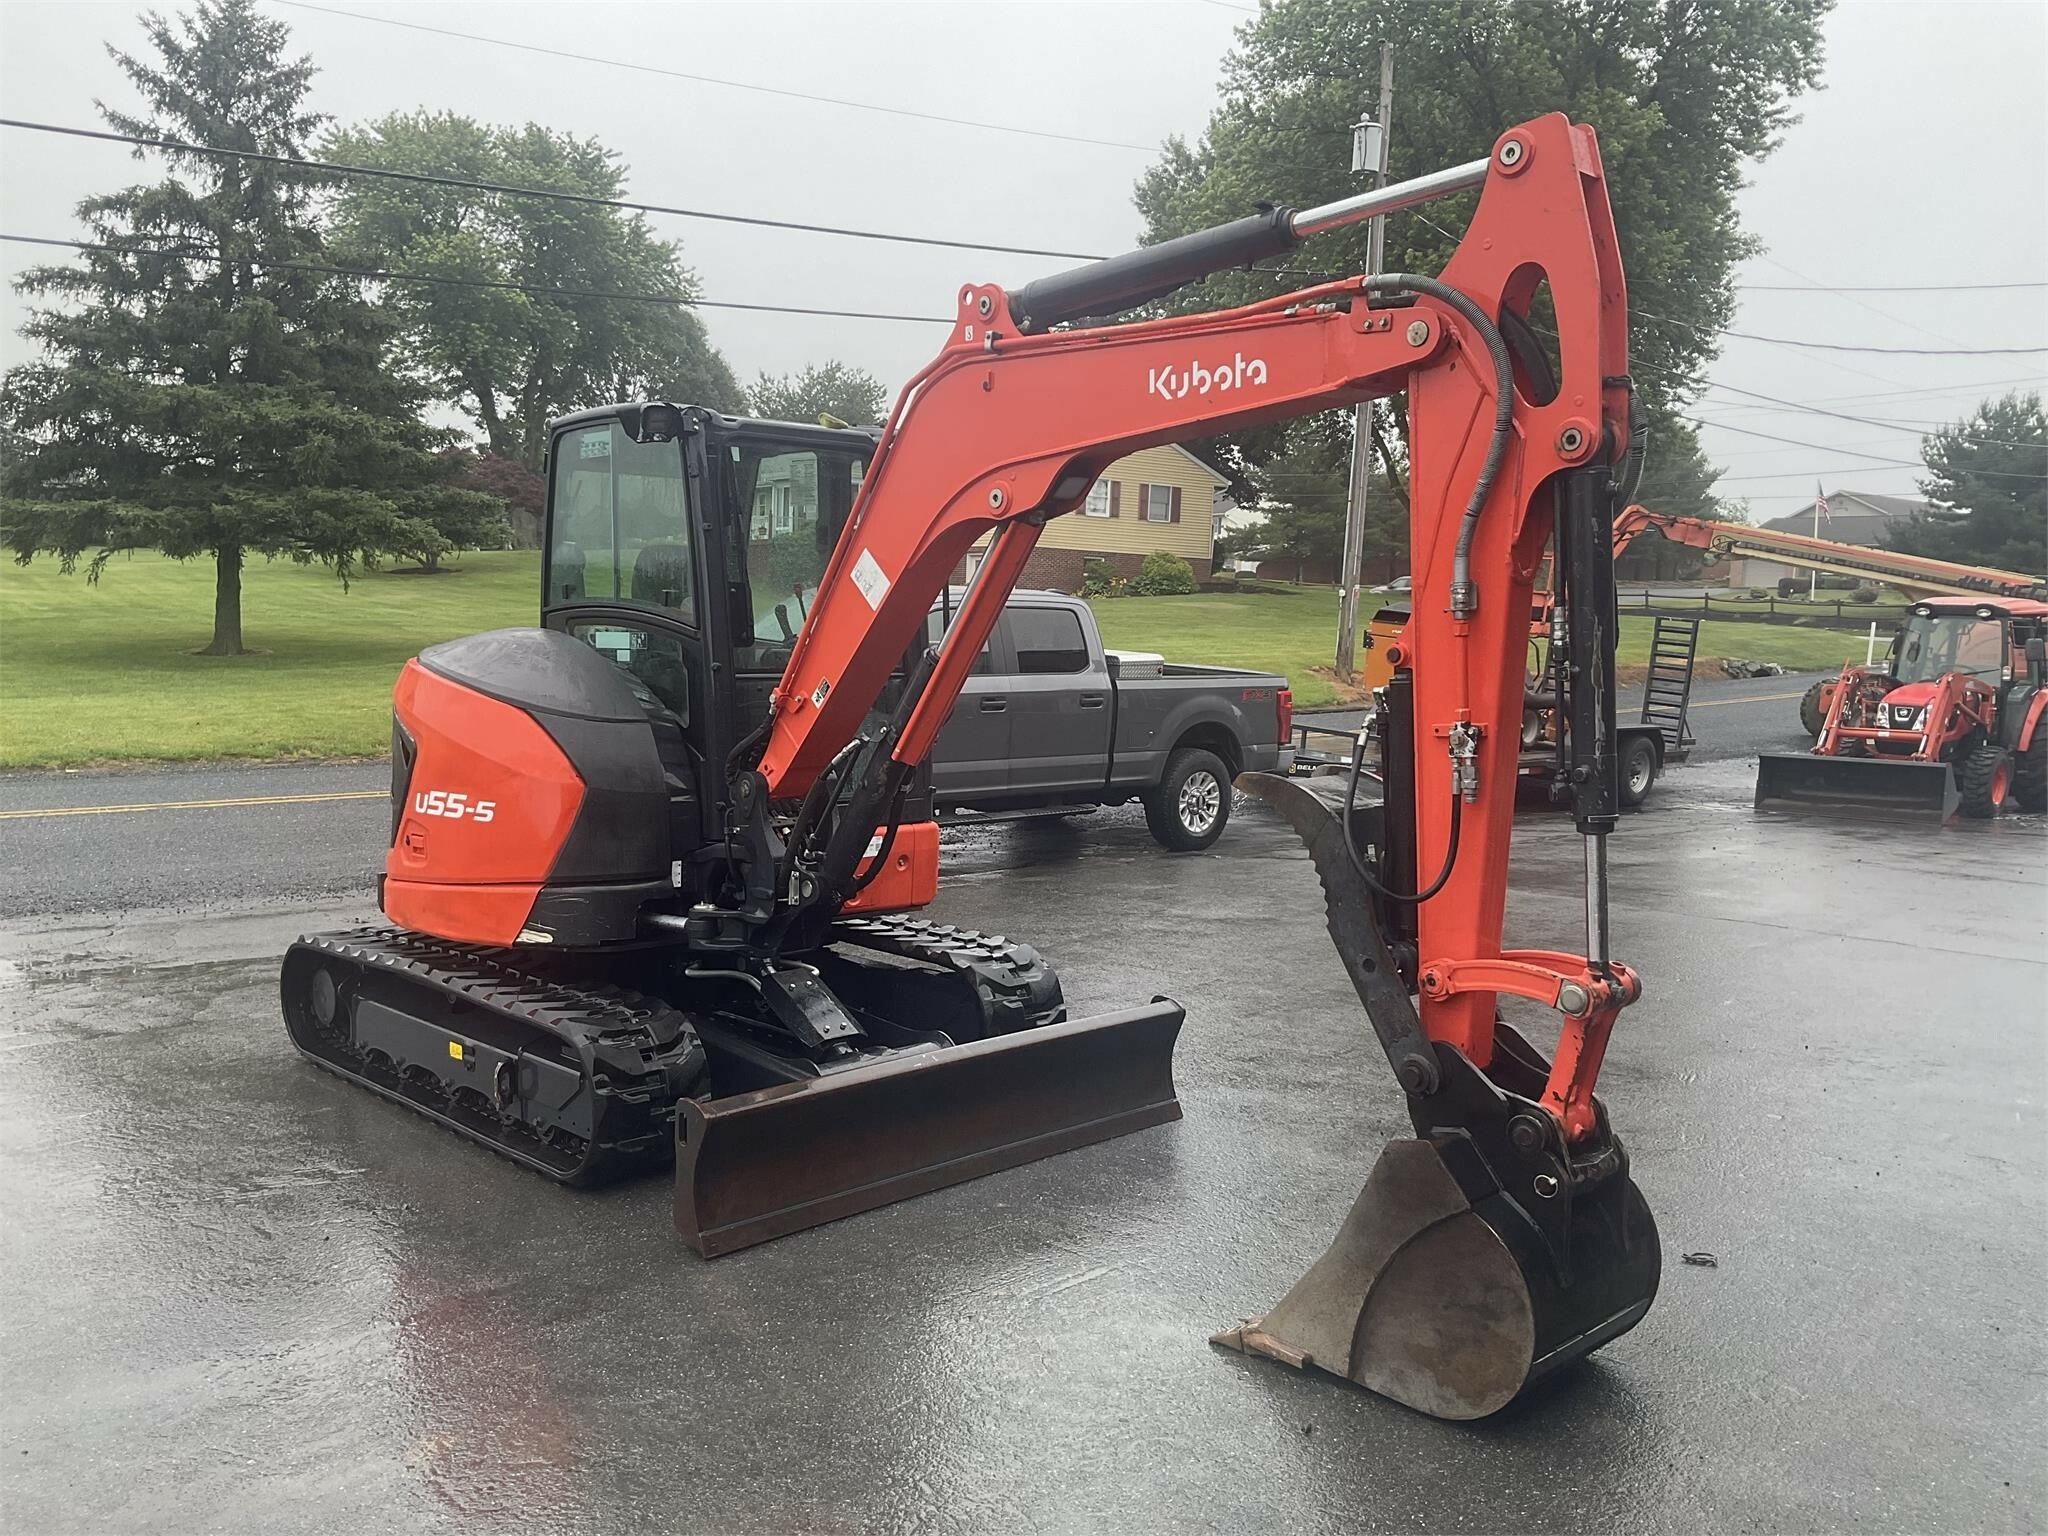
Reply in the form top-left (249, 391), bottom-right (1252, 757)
top-left (282, 113), bottom-right (1658, 1419)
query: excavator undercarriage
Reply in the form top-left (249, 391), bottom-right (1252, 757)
top-left (280, 112), bottom-right (1664, 1420)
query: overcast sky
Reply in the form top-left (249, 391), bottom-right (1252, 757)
top-left (1, 0), bottom-right (2042, 521)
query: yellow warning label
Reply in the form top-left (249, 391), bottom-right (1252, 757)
top-left (447, 1040), bottom-right (465, 1060)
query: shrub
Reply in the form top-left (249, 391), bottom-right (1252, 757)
top-left (1129, 550), bottom-right (1197, 596)
top-left (1077, 557), bottom-right (1125, 598)
top-left (1849, 585), bottom-right (1882, 603)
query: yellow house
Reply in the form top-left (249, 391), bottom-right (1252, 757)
top-left (965, 443), bottom-right (1232, 590)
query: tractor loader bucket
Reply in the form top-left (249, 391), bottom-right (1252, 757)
top-left (1755, 752), bottom-right (1959, 820)
top-left (1215, 770), bottom-right (1661, 1419)
top-left (676, 1000), bottom-right (1184, 1255)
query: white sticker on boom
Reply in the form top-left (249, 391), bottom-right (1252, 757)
top-left (863, 831), bottom-right (885, 860)
top-left (850, 548), bottom-right (891, 611)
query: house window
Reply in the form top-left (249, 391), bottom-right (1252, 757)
top-left (1083, 481), bottom-right (1113, 517)
top-left (1144, 484), bottom-right (1174, 523)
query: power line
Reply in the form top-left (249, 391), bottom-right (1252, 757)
top-left (1678, 415), bottom-right (1924, 468)
top-left (1747, 252), bottom-right (1974, 351)
top-left (1736, 280), bottom-right (2047, 293)
top-left (270, 0), bottom-right (1158, 155)
top-left (1686, 377), bottom-right (2044, 449)
top-left (1692, 374), bottom-right (2043, 414)
top-left (0, 117), bottom-right (1111, 263)
top-left (0, 233), bottom-right (954, 323)
top-left (1640, 306), bottom-right (2048, 357)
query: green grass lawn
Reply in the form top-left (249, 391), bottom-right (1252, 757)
top-left (1093, 589), bottom-right (1874, 707)
top-left (0, 557), bottom-right (1879, 767)
top-left (1, 550), bottom-right (539, 767)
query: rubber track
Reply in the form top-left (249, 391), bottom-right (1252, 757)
top-left (829, 913), bottom-right (1066, 1032)
top-left (285, 927), bottom-right (697, 1185)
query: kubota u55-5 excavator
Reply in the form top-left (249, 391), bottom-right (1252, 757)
top-left (282, 113), bottom-right (1657, 1420)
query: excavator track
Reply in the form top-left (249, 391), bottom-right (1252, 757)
top-left (281, 928), bottom-right (706, 1186)
top-left (282, 918), bottom-right (1074, 1190)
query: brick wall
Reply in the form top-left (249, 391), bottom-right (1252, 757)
top-left (1016, 548), bottom-right (1212, 591)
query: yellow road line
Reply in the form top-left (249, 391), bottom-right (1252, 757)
top-left (1687, 689), bottom-right (1808, 708)
top-left (0, 790), bottom-right (386, 821)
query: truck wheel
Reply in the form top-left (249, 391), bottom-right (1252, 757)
top-left (1618, 736), bottom-right (1660, 808)
top-left (2009, 731), bottom-right (2046, 814)
top-left (1144, 748), bottom-right (1232, 851)
top-left (1957, 741), bottom-right (2013, 819)
top-left (1799, 679), bottom-right (1829, 738)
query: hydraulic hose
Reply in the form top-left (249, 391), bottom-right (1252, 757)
top-left (1363, 273), bottom-right (1515, 619)
top-left (1341, 730), bottom-right (1463, 905)
top-left (1614, 386), bottom-right (1649, 507)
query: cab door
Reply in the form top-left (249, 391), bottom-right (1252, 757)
top-left (542, 415), bottom-right (713, 838)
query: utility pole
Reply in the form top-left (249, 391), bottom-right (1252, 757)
top-left (1334, 42), bottom-right (1394, 683)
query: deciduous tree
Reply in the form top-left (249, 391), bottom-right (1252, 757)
top-left (749, 361), bottom-right (889, 426)
top-left (326, 113), bottom-right (742, 478)
top-left (1132, 0), bottom-right (1830, 490)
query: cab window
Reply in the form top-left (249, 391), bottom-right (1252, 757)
top-left (549, 423), bottom-right (696, 624)
top-left (729, 443), bottom-right (870, 671)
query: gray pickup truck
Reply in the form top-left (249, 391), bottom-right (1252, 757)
top-left (924, 591), bottom-right (1292, 849)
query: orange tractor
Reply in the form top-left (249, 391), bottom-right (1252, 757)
top-left (1756, 597), bottom-right (2048, 819)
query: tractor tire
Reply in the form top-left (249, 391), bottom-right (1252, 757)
top-left (1618, 735), bottom-right (1660, 808)
top-left (2012, 730), bottom-right (2048, 814)
top-left (1143, 747), bottom-right (1232, 851)
top-left (1957, 741), bottom-right (2014, 820)
top-left (1799, 679), bottom-right (1829, 739)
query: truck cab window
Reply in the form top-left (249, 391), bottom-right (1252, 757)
top-left (926, 607), bottom-right (995, 675)
top-left (549, 423), bottom-right (696, 624)
top-left (1010, 606), bottom-right (1090, 674)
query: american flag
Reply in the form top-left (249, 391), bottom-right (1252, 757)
top-left (1815, 484), bottom-right (1831, 525)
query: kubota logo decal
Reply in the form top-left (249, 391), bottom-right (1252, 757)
top-left (1149, 352), bottom-right (1269, 401)
top-left (413, 790), bottom-right (497, 824)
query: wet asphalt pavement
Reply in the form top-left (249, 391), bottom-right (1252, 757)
top-left (3, 746), bottom-right (2045, 1532)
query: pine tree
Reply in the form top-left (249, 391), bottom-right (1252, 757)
top-left (0, 0), bottom-right (501, 655)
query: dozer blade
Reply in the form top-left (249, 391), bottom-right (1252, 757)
top-left (1755, 751), bottom-right (1959, 820)
top-left (1212, 1134), bottom-right (1660, 1420)
top-left (676, 1000), bottom-right (1183, 1256)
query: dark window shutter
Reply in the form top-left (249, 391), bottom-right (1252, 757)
top-left (1170, 486), bottom-right (1183, 524)
top-left (1108, 481), bottom-right (1120, 518)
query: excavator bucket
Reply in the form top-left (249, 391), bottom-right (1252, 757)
top-left (1755, 752), bottom-right (1959, 820)
top-left (1212, 1133), bottom-right (1660, 1419)
top-left (676, 1001), bottom-right (1184, 1255)
top-left (1213, 771), bottom-right (1661, 1419)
